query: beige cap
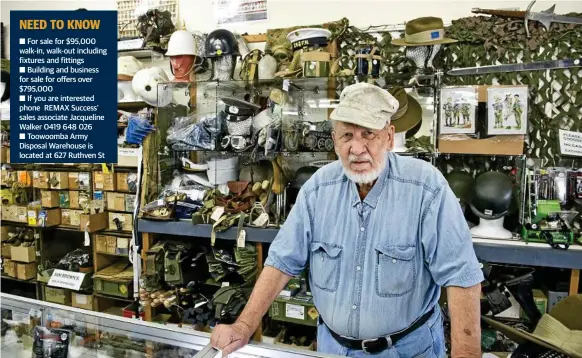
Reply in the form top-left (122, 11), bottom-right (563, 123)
top-left (330, 83), bottom-right (399, 130)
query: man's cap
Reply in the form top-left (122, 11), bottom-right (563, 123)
top-left (287, 28), bottom-right (332, 51)
top-left (391, 17), bottom-right (458, 47)
top-left (221, 97), bottom-right (261, 116)
top-left (388, 87), bottom-right (422, 133)
top-left (329, 83), bottom-right (399, 130)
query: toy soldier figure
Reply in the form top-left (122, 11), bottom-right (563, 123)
top-left (512, 94), bottom-right (523, 129)
top-left (453, 102), bottom-right (461, 126)
top-left (461, 103), bottom-right (471, 126)
top-left (444, 97), bottom-right (454, 127)
top-left (493, 96), bottom-right (504, 128)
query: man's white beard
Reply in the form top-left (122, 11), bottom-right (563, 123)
top-left (342, 152), bottom-right (388, 184)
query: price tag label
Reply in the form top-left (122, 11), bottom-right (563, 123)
top-left (222, 282), bottom-right (230, 287)
top-left (211, 206), bottom-right (225, 222)
top-left (237, 229), bottom-right (246, 248)
top-left (252, 213), bottom-right (269, 227)
top-left (285, 303), bottom-right (305, 320)
top-left (283, 80), bottom-right (290, 92)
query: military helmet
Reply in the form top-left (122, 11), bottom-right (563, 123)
top-left (446, 170), bottom-right (474, 205)
top-left (293, 166), bottom-right (319, 189)
top-left (469, 171), bottom-right (513, 220)
top-left (205, 29), bottom-right (239, 58)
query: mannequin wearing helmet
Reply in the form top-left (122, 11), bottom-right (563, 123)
top-left (469, 171), bottom-right (514, 239)
top-left (166, 29), bottom-right (205, 82)
top-left (205, 29), bottom-right (240, 81)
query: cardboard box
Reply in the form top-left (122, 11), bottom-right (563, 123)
top-left (91, 192), bottom-right (106, 214)
top-left (116, 237), bottom-right (129, 255)
top-left (106, 192), bottom-right (126, 212)
top-left (32, 171), bottom-right (49, 189)
top-left (69, 191), bottom-right (80, 209)
top-left (80, 212), bottom-right (108, 233)
top-left (41, 190), bottom-right (60, 208)
top-left (544, 289), bottom-right (568, 312)
top-left (28, 207), bottom-right (61, 227)
top-left (0, 189), bottom-right (15, 205)
top-left (93, 172), bottom-right (116, 191)
top-left (1, 205), bottom-right (16, 221)
top-left (11, 245), bottom-right (36, 263)
top-left (59, 191), bottom-right (70, 208)
top-left (68, 172), bottom-right (80, 190)
top-left (44, 287), bottom-right (71, 306)
top-left (106, 236), bottom-right (117, 254)
top-left (0, 147), bottom-right (7, 163)
top-left (96, 235), bottom-right (108, 253)
top-left (116, 173), bottom-right (131, 192)
top-left (108, 213), bottom-right (133, 231)
top-left (48, 172), bottom-right (69, 189)
top-left (117, 147), bottom-right (140, 168)
top-left (72, 293), bottom-right (94, 311)
top-left (3, 259), bottom-right (16, 277)
top-left (1, 226), bottom-right (8, 241)
top-left (16, 262), bottom-right (36, 280)
top-left (1, 243), bottom-right (12, 258)
top-left (17, 171), bottom-right (32, 187)
top-left (70, 210), bottom-right (82, 227)
top-left (1, 170), bottom-right (16, 186)
top-left (125, 195), bottom-right (136, 212)
top-left (61, 209), bottom-right (72, 226)
top-left (16, 206), bottom-right (28, 223)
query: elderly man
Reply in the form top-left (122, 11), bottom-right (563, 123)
top-left (211, 83), bottom-right (483, 358)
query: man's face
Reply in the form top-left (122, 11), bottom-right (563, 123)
top-left (332, 120), bottom-right (394, 184)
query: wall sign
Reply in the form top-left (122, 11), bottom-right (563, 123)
top-left (48, 269), bottom-right (87, 290)
top-left (558, 129), bottom-right (582, 157)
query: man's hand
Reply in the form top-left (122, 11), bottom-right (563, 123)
top-left (210, 321), bottom-right (253, 357)
top-left (209, 267), bottom-right (292, 357)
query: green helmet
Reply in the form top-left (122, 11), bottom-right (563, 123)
top-left (445, 170), bottom-right (474, 205)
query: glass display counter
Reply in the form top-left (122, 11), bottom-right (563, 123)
top-left (0, 293), bottom-right (339, 358)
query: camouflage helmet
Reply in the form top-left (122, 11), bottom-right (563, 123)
top-left (470, 171), bottom-right (513, 220)
top-left (445, 170), bottom-right (474, 205)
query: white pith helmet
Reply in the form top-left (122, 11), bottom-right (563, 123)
top-left (131, 67), bottom-right (173, 107)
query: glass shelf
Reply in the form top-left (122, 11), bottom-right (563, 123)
top-left (0, 293), bottom-right (341, 358)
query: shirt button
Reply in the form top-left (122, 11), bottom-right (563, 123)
top-left (356, 266), bottom-right (361, 271)
top-left (360, 227), bottom-right (365, 232)
top-left (352, 305), bottom-right (357, 310)
top-left (392, 259), bottom-right (397, 264)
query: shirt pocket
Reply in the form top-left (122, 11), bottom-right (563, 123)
top-left (310, 242), bottom-right (343, 292)
top-left (374, 245), bottom-right (417, 297)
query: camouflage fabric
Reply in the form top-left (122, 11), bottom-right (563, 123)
top-left (436, 14), bottom-right (582, 166)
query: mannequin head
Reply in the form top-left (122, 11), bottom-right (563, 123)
top-left (170, 55), bottom-right (196, 82)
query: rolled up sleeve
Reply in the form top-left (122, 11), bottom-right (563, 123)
top-left (421, 184), bottom-right (484, 288)
top-left (264, 189), bottom-right (311, 276)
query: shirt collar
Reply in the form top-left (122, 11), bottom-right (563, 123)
top-left (348, 152), bottom-right (392, 209)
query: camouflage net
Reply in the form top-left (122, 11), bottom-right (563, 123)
top-left (437, 14), bottom-right (582, 166)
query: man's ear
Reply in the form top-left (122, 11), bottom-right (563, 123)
top-left (385, 124), bottom-right (395, 151)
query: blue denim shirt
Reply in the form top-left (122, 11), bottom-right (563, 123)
top-left (265, 152), bottom-right (484, 340)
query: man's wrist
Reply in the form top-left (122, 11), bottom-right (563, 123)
top-left (235, 318), bottom-right (255, 336)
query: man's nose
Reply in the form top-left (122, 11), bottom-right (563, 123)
top-left (349, 139), bottom-right (367, 156)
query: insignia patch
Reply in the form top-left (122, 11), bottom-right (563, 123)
top-left (431, 31), bottom-right (440, 39)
